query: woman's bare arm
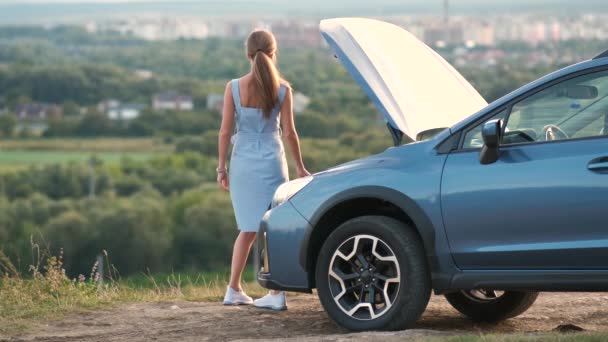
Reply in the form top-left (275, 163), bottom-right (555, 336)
top-left (280, 88), bottom-right (310, 177)
top-left (217, 81), bottom-right (235, 190)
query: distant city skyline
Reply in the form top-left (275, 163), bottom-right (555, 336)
top-left (1, 0), bottom-right (608, 11)
top-left (0, 0), bottom-right (603, 4)
top-left (1, 0), bottom-right (607, 26)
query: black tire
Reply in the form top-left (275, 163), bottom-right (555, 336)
top-left (444, 290), bottom-right (539, 322)
top-left (315, 216), bottom-right (431, 331)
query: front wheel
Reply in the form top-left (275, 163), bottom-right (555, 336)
top-left (315, 216), bottom-right (431, 331)
top-left (445, 290), bottom-right (539, 322)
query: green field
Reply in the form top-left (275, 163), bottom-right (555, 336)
top-left (0, 150), bottom-right (160, 171)
top-left (0, 138), bottom-right (173, 171)
top-left (0, 138), bottom-right (173, 152)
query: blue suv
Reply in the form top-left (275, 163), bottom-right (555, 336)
top-left (257, 18), bottom-right (608, 331)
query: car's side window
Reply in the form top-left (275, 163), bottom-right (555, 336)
top-left (462, 109), bottom-right (508, 149)
top-left (502, 70), bottom-right (608, 145)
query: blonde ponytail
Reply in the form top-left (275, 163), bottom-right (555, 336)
top-left (246, 30), bottom-right (284, 119)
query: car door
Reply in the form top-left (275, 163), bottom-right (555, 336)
top-left (441, 69), bottom-right (608, 270)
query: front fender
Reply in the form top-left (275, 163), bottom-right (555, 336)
top-left (300, 186), bottom-right (436, 269)
top-left (289, 147), bottom-right (459, 292)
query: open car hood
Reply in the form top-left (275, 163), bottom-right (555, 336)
top-left (320, 18), bottom-right (488, 142)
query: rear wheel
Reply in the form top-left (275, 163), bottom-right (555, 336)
top-left (445, 290), bottom-right (539, 322)
top-left (315, 216), bottom-right (431, 331)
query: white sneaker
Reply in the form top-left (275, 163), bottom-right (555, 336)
top-left (223, 286), bottom-right (253, 305)
top-left (253, 291), bottom-right (287, 310)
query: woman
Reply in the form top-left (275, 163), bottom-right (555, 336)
top-left (217, 30), bottom-right (310, 310)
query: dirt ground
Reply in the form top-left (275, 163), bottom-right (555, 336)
top-left (4, 292), bottom-right (608, 342)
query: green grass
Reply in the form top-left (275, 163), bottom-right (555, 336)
top-left (121, 267), bottom-right (257, 290)
top-left (0, 137), bottom-right (174, 170)
top-left (0, 138), bottom-right (173, 153)
top-left (0, 150), bottom-right (160, 171)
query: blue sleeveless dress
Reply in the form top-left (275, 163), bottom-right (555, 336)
top-left (229, 79), bottom-right (289, 232)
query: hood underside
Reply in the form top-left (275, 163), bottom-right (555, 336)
top-left (320, 18), bottom-right (488, 141)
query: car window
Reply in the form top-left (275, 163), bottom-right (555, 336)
top-left (462, 109), bottom-right (508, 149)
top-left (572, 113), bottom-right (607, 138)
top-left (503, 70), bottom-right (608, 145)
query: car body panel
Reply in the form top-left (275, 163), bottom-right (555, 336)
top-left (451, 270), bottom-right (608, 291)
top-left (442, 118), bottom-right (608, 270)
top-left (320, 18), bottom-right (487, 140)
top-left (287, 141), bottom-right (459, 291)
top-left (258, 201), bottom-right (312, 292)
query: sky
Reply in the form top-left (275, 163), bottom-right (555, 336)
top-left (0, 0), bottom-right (166, 2)
top-left (0, 0), bottom-right (606, 25)
top-left (1, 0), bottom-right (605, 9)
top-left (0, 0), bottom-right (599, 4)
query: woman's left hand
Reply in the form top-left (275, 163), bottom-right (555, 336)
top-left (296, 166), bottom-right (311, 178)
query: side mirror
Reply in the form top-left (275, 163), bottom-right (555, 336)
top-left (479, 119), bottom-right (502, 165)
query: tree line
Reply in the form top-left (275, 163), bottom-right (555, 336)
top-left (0, 25), bottom-right (587, 277)
top-left (0, 128), bottom-right (391, 277)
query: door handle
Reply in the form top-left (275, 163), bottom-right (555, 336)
top-left (588, 157), bottom-right (608, 171)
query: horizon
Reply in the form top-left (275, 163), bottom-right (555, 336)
top-left (1, 0), bottom-right (608, 17)
top-left (0, 1), bottom-right (607, 27)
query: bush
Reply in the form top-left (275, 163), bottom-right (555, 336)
top-left (43, 210), bottom-right (93, 273)
top-left (113, 175), bottom-right (145, 197)
top-left (175, 133), bottom-right (219, 156)
top-left (175, 137), bottom-right (205, 154)
top-left (171, 190), bottom-right (236, 269)
top-left (90, 196), bottom-right (171, 275)
top-left (0, 114), bottom-right (16, 138)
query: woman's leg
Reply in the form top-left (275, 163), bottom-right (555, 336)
top-left (229, 231), bottom-right (257, 291)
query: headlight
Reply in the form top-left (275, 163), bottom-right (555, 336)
top-left (271, 176), bottom-right (313, 208)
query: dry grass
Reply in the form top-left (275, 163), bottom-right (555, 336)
top-left (3, 251), bottom-right (608, 342)
top-left (0, 248), bottom-right (262, 336)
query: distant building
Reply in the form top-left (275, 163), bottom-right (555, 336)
top-left (271, 21), bottom-right (323, 48)
top-left (464, 22), bottom-right (495, 46)
top-left (292, 92), bottom-right (311, 113)
top-left (98, 99), bottom-right (121, 113)
top-left (523, 22), bottom-right (547, 46)
top-left (424, 25), bottom-right (464, 46)
top-left (98, 99), bottom-right (145, 120)
top-left (550, 22), bottom-right (561, 42)
top-left (206, 93), bottom-right (224, 113)
top-left (134, 69), bottom-right (154, 80)
top-left (225, 22), bottom-right (251, 39)
top-left (15, 103), bottom-right (62, 121)
top-left (424, 27), bottom-right (445, 46)
top-left (153, 92), bottom-right (194, 111)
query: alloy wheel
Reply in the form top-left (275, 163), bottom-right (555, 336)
top-left (328, 234), bottom-right (400, 320)
top-left (461, 289), bottom-right (505, 303)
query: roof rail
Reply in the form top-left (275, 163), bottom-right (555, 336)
top-left (593, 49), bottom-right (608, 60)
